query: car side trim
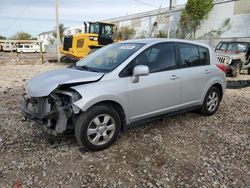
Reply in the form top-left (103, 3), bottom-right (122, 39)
top-left (124, 105), bottom-right (201, 130)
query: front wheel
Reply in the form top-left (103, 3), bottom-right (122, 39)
top-left (231, 61), bottom-right (241, 77)
top-left (75, 105), bottom-right (121, 151)
top-left (199, 86), bottom-right (221, 116)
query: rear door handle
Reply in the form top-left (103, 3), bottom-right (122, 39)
top-left (170, 75), bottom-right (179, 80)
top-left (204, 69), bottom-right (211, 74)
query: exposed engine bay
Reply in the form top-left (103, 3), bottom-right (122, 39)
top-left (21, 89), bottom-right (81, 135)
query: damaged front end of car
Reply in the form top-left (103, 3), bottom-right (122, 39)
top-left (21, 89), bottom-right (82, 135)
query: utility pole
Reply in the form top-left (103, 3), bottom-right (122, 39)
top-left (167, 0), bottom-right (173, 38)
top-left (55, 0), bottom-right (60, 63)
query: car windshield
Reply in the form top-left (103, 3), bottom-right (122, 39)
top-left (217, 42), bottom-right (248, 52)
top-left (76, 43), bottom-right (144, 73)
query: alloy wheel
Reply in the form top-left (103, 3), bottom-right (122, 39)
top-left (87, 114), bottom-right (116, 146)
top-left (206, 91), bottom-right (219, 112)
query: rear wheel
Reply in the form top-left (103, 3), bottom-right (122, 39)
top-left (199, 86), bottom-right (221, 116)
top-left (75, 105), bottom-right (121, 151)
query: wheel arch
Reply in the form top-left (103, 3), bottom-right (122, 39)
top-left (75, 98), bottom-right (128, 131)
top-left (202, 79), bottom-right (225, 104)
top-left (91, 100), bottom-right (127, 131)
top-left (211, 83), bottom-right (223, 99)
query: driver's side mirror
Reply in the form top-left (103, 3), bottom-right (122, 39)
top-left (132, 65), bottom-right (149, 83)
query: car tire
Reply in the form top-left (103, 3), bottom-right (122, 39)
top-left (75, 104), bottom-right (121, 151)
top-left (199, 86), bottom-right (221, 116)
top-left (231, 61), bottom-right (241, 77)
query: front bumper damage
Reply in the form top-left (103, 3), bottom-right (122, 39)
top-left (21, 91), bottom-right (81, 135)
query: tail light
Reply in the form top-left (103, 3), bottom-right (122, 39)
top-left (216, 64), bottom-right (226, 73)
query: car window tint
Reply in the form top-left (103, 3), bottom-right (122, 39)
top-left (199, 46), bottom-right (210, 65)
top-left (133, 43), bottom-right (176, 73)
top-left (178, 43), bottom-right (201, 67)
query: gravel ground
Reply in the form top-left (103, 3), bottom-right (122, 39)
top-left (0, 64), bottom-right (249, 187)
top-left (227, 70), bottom-right (250, 81)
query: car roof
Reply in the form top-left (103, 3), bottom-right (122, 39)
top-left (119, 38), bottom-right (211, 49)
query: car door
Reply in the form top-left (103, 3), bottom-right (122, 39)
top-left (177, 43), bottom-right (211, 106)
top-left (122, 42), bottom-right (181, 122)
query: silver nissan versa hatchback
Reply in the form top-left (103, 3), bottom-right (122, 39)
top-left (21, 39), bottom-right (226, 151)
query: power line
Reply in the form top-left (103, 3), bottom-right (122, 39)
top-left (7, 0), bottom-right (33, 31)
top-left (159, 0), bottom-right (166, 8)
top-left (134, 0), bottom-right (159, 8)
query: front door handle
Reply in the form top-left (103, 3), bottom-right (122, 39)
top-left (170, 75), bottom-right (179, 80)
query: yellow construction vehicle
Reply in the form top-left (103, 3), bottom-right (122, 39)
top-left (60, 22), bottom-right (115, 62)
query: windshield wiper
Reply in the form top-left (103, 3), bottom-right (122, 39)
top-left (80, 65), bottom-right (101, 72)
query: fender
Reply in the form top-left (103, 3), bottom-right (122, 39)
top-left (201, 76), bottom-right (226, 103)
top-left (73, 95), bottom-right (130, 124)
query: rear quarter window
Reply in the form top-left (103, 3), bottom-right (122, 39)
top-left (178, 43), bottom-right (210, 67)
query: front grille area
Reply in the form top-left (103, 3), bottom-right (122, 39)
top-left (63, 35), bottom-right (73, 51)
top-left (27, 97), bottom-right (50, 116)
top-left (217, 56), bottom-right (230, 65)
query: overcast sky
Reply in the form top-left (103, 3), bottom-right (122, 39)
top-left (0, 0), bottom-right (187, 38)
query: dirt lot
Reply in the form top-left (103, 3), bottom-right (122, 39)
top-left (0, 51), bottom-right (57, 65)
top-left (0, 58), bottom-right (249, 187)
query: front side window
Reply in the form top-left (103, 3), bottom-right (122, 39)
top-left (178, 43), bottom-right (210, 67)
top-left (76, 43), bottom-right (144, 73)
top-left (89, 23), bottom-right (100, 34)
top-left (131, 43), bottom-right (177, 73)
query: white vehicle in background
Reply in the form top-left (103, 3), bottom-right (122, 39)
top-left (17, 43), bottom-right (45, 53)
top-left (2, 43), bottom-right (17, 52)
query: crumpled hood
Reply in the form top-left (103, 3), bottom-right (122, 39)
top-left (26, 68), bottom-right (104, 97)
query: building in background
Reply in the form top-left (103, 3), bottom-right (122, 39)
top-left (104, 0), bottom-right (180, 38)
top-left (196, 0), bottom-right (250, 38)
top-left (104, 0), bottom-right (250, 39)
top-left (38, 24), bottom-right (86, 45)
top-left (63, 24), bottom-right (86, 36)
top-left (37, 30), bottom-right (55, 45)
top-left (37, 0), bottom-right (250, 46)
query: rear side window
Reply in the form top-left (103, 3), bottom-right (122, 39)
top-left (178, 43), bottom-right (210, 67)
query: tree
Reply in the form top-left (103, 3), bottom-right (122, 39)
top-left (115, 26), bottom-right (135, 40)
top-left (176, 10), bottom-right (192, 39)
top-left (156, 30), bottom-right (168, 38)
top-left (177, 0), bottom-right (213, 39)
top-left (53, 23), bottom-right (65, 41)
top-left (11, 32), bottom-right (32, 40)
top-left (0, 35), bottom-right (6, 40)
